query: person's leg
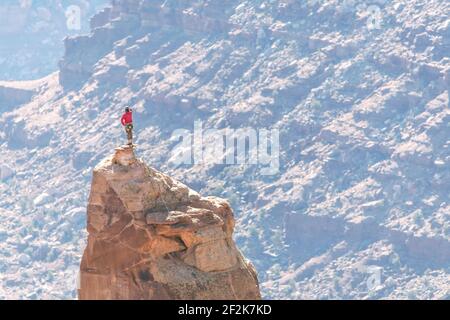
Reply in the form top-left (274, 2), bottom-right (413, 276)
top-left (126, 124), bottom-right (133, 145)
top-left (130, 124), bottom-right (133, 143)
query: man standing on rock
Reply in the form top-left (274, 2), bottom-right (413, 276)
top-left (121, 107), bottom-right (133, 146)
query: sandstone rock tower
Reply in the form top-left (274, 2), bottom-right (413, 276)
top-left (79, 146), bottom-right (261, 299)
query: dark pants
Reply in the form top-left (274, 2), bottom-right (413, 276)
top-left (125, 123), bottom-right (133, 144)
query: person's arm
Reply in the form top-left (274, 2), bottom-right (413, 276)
top-left (121, 114), bottom-right (126, 126)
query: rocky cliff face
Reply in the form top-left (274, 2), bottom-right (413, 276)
top-left (79, 146), bottom-right (260, 299)
top-left (0, 0), bottom-right (449, 299)
top-left (0, 1), bottom-right (109, 81)
top-left (59, 0), bottom-right (236, 89)
top-left (0, 84), bottom-right (35, 111)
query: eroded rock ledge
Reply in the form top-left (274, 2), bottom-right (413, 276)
top-left (79, 146), bottom-right (261, 300)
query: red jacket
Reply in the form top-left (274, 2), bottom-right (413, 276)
top-left (121, 111), bottom-right (133, 125)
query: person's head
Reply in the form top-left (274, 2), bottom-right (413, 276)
top-left (125, 107), bottom-right (131, 113)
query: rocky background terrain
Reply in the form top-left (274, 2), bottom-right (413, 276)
top-left (0, 0), bottom-right (108, 81)
top-left (0, 0), bottom-right (449, 299)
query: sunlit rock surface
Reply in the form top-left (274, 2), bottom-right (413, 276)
top-left (79, 146), bottom-right (261, 299)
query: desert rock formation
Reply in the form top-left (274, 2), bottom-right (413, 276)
top-left (78, 145), bottom-right (261, 300)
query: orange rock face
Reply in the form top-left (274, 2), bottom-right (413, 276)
top-left (78, 146), bottom-right (261, 300)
